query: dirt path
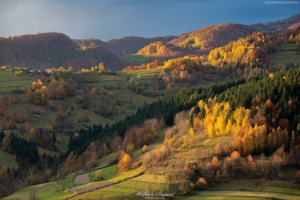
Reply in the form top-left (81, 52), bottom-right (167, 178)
top-left (198, 190), bottom-right (300, 200)
top-left (70, 170), bottom-right (145, 196)
top-left (70, 181), bottom-right (114, 195)
top-left (73, 173), bottom-right (90, 185)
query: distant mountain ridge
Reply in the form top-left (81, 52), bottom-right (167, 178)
top-left (0, 32), bottom-right (125, 71)
top-left (1, 14), bottom-right (299, 71)
top-left (74, 14), bottom-right (300, 56)
top-left (73, 38), bottom-right (111, 50)
top-left (74, 36), bottom-right (177, 55)
top-left (251, 13), bottom-right (300, 33)
top-left (136, 14), bottom-right (300, 54)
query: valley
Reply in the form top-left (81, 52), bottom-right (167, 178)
top-left (0, 12), bottom-right (300, 200)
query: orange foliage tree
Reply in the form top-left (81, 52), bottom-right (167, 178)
top-left (118, 153), bottom-right (132, 172)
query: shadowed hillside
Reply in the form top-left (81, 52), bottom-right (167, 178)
top-left (0, 32), bottom-right (125, 71)
top-left (73, 38), bottom-right (111, 50)
top-left (74, 36), bottom-right (177, 56)
top-left (107, 36), bottom-right (177, 55)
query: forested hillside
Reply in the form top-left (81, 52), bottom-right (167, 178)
top-left (69, 66), bottom-right (300, 158)
top-left (3, 64), bottom-right (300, 199)
top-left (207, 28), bottom-right (300, 78)
top-left (136, 41), bottom-right (195, 57)
top-left (107, 36), bottom-right (177, 55)
top-left (68, 77), bottom-right (246, 154)
top-left (65, 65), bottom-right (300, 195)
top-left (0, 33), bottom-right (125, 71)
top-left (138, 67), bottom-right (300, 195)
top-left (73, 38), bottom-right (111, 50)
top-left (207, 32), bottom-right (277, 72)
top-left (251, 13), bottom-right (300, 33)
top-left (288, 22), bottom-right (300, 30)
top-left (169, 23), bottom-right (257, 50)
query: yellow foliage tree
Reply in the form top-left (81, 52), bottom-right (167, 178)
top-left (142, 145), bottom-right (147, 153)
top-left (188, 128), bottom-right (194, 137)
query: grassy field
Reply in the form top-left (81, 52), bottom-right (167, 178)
top-left (90, 164), bottom-right (119, 181)
top-left (93, 153), bottom-right (115, 169)
top-left (156, 128), bottom-right (166, 142)
top-left (131, 140), bottom-right (164, 161)
top-left (207, 179), bottom-right (300, 192)
top-left (0, 69), bottom-right (161, 172)
top-left (91, 133), bottom-right (164, 171)
top-left (3, 129), bottom-right (22, 137)
top-left (0, 69), bottom-right (160, 134)
top-left (30, 111), bottom-right (56, 128)
top-left (185, 195), bottom-right (269, 200)
top-left (0, 71), bottom-right (16, 79)
top-left (110, 166), bottom-right (145, 182)
top-left (116, 180), bottom-right (174, 191)
top-left (132, 174), bottom-right (169, 184)
top-left (0, 150), bottom-right (18, 169)
top-left (67, 166), bottom-right (146, 199)
top-left (2, 182), bottom-right (73, 200)
top-left (68, 70), bottom-right (160, 128)
top-left (261, 187), bottom-right (300, 195)
top-left (55, 133), bottom-right (70, 153)
top-left (3, 172), bottom-right (77, 200)
top-left (122, 54), bottom-right (150, 63)
top-left (70, 178), bottom-right (177, 200)
top-left (38, 147), bottom-right (60, 156)
top-left (269, 43), bottom-right (300, 64)
top-left (0, 71), bottom-right (36, 92)
top-left (192, 191), bottom-right (300, 200)
top-left (185, 195), bottom-right (268, 200)
top-left (71, 185), bottom-right (137, 200)
top-left (56, 172), bottom-right (76, 190)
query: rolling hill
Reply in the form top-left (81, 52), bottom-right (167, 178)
top-left (73, 14), bottom-right (300, 58)
top-left (136, 41), bottom-right (196, 57)
top-left (0, 32), bottom-right (125, 71)
top-left (73, 38), bottom-right (114, 52)
top-left (168, 23), bottom-right (257, 50)
top-left (288, 22), bottom-right (300, 30)
top-left (251, 13), bottom-right (300, 33)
